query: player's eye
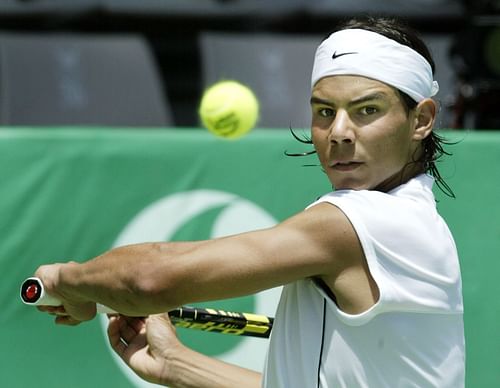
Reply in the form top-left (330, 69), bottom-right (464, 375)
top-left (360, 106), bottom-right (378, 115)
top-left (317, 107), bottom-right (335, 117)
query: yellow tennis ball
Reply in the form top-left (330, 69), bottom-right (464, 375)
top-left (199, 80), bottom-right (259, 139)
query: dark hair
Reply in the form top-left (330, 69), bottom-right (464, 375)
top-left (288, 16), bottom-right (455, 197)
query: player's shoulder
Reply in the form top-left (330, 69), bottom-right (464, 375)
top-left (282, 200), bottom-right (357, 243)
top-left (311, 175), bottom-right (435, 213)
top-left (309, 188), bottom-right (396, 214)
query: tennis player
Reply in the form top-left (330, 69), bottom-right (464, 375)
top-left (35, 16), bottom-right (465, 387)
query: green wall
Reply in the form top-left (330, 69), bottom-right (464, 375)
top-left (1, 128), bottom-right (496, 387)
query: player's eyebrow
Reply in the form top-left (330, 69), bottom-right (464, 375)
top-left (310, 92), bottom-right (390, 107)
top-left (349, 92), bottom-right (389, 106)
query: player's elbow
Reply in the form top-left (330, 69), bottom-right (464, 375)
top-left (132, 277), bottom-right (181, 311)
top-left (130, 245), bottom-right (188, 311)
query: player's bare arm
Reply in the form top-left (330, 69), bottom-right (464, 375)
top-left (108, 314), bottom-right (262, 388)
top-left (36, 202), bottom-right (377, 320)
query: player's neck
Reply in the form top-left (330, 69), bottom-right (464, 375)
top-left (374, 162), bottom-right (424, 193)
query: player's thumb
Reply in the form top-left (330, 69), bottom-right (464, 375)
top-left (145, 313), bottom-right (181, 358)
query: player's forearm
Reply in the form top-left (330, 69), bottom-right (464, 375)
top-left (53, 233), bottom-right (269, 315)
top-left (54, 241), bottom-right (209, 315)
top-left (164, 346), bottom-right (262, 388)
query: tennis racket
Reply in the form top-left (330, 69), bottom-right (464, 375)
top-left (20, 277), bottom-right (273, 338)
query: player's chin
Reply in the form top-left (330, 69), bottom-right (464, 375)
top-left (330, 175), bottom-right (372, 191)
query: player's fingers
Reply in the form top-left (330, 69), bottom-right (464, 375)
top-left (108, 316), bottom-right (127, 357)
top-left (122, 315), bottom-right (147, 334)
top-left (54, 315), bottom-right (82, 326)
top-left (37, 305), bottom-right (66, 314)
top-left (118, 317), bottom-right (145, 344)
top-left (107, 315), bottom-right (147, 347)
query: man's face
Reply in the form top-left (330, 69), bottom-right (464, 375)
top-left (311, 75), bottom-right (421, 192)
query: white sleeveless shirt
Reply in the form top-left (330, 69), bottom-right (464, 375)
top-left (262, 174), bottom-right (465, 388)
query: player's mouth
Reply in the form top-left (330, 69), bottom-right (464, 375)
top-left (331, 161), bottom-right (363, 171)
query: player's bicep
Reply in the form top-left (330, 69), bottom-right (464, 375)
top-left (264, 202), bottom-right (363, 278)
top-left (154, 202), bottom-right (360, 306)
top-left (208, 201), bottom-right (361, 289)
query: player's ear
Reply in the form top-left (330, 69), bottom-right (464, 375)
top-left (412, 98), bottom-right (437, 140)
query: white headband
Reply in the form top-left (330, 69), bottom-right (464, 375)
top-left (311, 29), bottom-right (439, 102)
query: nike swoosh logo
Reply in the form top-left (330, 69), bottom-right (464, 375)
top-left (331, 51), bottom-right (358, 60)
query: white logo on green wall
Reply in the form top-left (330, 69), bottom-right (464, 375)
top-left (99, 189), bottom-right (281, 387)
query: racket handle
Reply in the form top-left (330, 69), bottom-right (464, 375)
top-left (20, 277), bottom-right (115, 314)
top-left (20, 277), bottom-right (274, 338)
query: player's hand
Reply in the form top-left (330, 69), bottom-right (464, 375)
top-left (34, 262), bottom-right (98, 324)
top-left (107, 314), bottom-right (182, 386)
